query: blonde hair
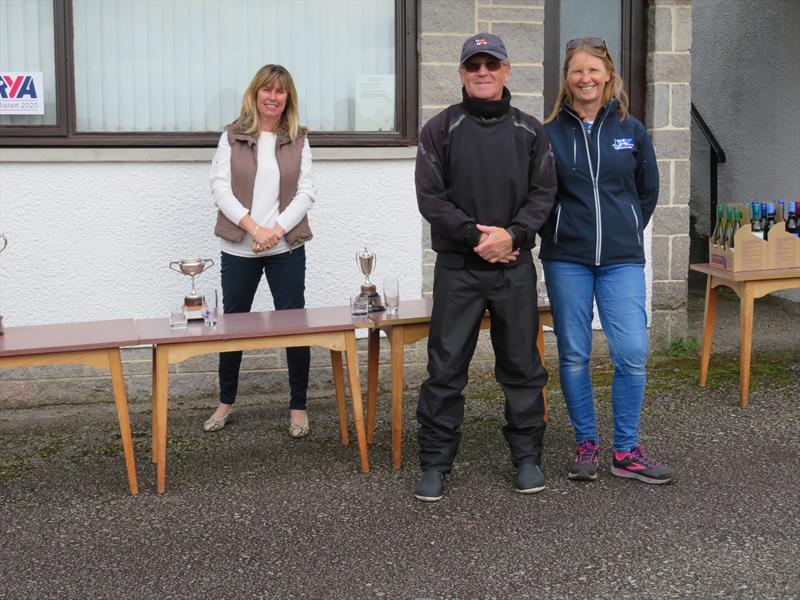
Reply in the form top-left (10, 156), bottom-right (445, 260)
top-left (232, 64), bottom-right (301, 141)
top-left (545, 39), bottom-right (629, 123)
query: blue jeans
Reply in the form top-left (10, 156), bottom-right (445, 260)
top-left (542, 260), bottom-right (648, 452)
top-left (218, 248), bottom-right (309, 410)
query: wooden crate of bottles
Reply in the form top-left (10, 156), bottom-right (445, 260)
top-left (709, 202), bottom-right (800, 272)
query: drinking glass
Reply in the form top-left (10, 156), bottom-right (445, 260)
top-left (350, 294), bottom-right (369, 316)
top-left (383, 277), bottom-right (400, 314)
top-left (169, 305), bottom-right (188, 329)
top-left (202, 290), bottom-right (219, 327)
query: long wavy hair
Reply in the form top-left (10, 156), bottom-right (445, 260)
top-left (545, 38), bottom-right (629, 123)
top-left (232, 64), bottom-right (301, 141)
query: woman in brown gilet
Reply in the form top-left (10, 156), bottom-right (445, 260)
top-left (206, 64), bottom-right (316, 437)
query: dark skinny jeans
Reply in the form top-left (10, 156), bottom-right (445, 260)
top-left (218, 247), bottom-right (309, 410)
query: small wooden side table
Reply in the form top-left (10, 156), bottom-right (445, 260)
top-left (0, 319), bottom-right (140, 495)
top-left (690, 263), bottom-right (800, 407)
top-left (137, 306), bottom-right (372, 494)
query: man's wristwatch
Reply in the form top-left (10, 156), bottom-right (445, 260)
top-left (506, 226), bottom-right (520, 250)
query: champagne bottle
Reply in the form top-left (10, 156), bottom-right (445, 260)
top-left (731, 208), bottom-right (742, 250)
top-left (764, 203), bottom-right (777, 241)
top-left (711, 204), bottom-right (724, 246)
top-left (724, 206), bottom-right (736, 250)
top-left (786, 202), bottom-right (798, 237)
top-left (751, 202), bottom-right (764, 239)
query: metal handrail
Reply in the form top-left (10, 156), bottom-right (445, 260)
top-left (691, 103), bottom-right (726, 163)
top-left (691, 102), bottom-right (726, 243)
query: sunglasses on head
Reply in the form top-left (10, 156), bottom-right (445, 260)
top-left (462, 58), bottom-right (503, 73)
top-left (566, 37), bottom-right (607, 51)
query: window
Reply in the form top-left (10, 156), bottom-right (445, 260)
top-left (543, 0), bottom-right (646, 121)
top-left (0, 0), bottom-right (418, 147)
top-left (0, 0), bottom-right (58, 126)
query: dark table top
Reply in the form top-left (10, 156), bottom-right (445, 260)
top-left (0, 319), bottom-right (140, 357)
top-left (368, 298), bottom-right (434, 326)
top-left (0, 300), bottom-right (551, 357)
top-left (368, 298), bottom-right (551, 327)
top-left (135, 305), bottom-right (370, 345)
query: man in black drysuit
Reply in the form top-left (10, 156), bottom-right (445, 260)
top-left (413, 32), bottom-right (557, 501)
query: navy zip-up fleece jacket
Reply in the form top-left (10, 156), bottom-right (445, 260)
top-left (539, 100), bottom-right (659, 266)
top-left (416, 89), bottom-right (557, 269)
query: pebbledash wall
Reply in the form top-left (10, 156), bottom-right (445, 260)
top-left (0, 0), bottom-right (691, 408)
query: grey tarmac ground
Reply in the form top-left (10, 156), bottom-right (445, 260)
top-left (1, 288), bottom-right (799, 600)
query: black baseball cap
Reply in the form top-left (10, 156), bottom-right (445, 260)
top-left (460, 33), bottom-right (508, 64)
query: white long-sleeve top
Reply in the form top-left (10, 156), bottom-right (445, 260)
top-left (210, 130), bottom-right (316, 257)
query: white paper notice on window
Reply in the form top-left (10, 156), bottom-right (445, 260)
top-left (355, 75), bottom-right (395, 132)
top-left (0, 72), bottom-right (45, 115)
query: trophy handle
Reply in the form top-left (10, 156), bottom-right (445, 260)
top-left (168, 261), bottom-right (183, 273)
top-left (0, 233), bottom-right (7, 253)
top-left (202, 258), bottom-right (215, 270)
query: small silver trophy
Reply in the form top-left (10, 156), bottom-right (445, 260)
top-left (169, 258), bottom-right (214, 320)
top-left (0, 233), bottom-right (6, 334)
top-left (355, 246), bottom-right (384, 313)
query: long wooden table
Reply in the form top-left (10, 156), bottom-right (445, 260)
top-left (690, 263), bottom-right (800, 407)
top-left (136, 306), bottom-right (371, 494)
top-left (0, 319), bottom-right (140, 495)
top-left (365, 299), bottom-right (553, 469)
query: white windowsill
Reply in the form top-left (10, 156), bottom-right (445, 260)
top-left (0, 146), bottom-right (417, 163)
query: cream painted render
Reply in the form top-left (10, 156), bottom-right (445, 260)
top-left (0, 156), bottom-right (421, 326)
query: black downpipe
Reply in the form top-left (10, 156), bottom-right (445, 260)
top-left (691, 103), bottom-right (726, 236)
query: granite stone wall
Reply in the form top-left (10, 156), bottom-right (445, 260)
top-left (647, 0), bottom-right (692, 344)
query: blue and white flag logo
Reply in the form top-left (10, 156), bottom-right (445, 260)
top-left (612, 138), bottom-right (635, 151)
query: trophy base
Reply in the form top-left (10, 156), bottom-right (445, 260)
top-left (185, 295), bottom-right (203, 307)
top-left (184, 306), bottom-right (204, 321)
top-left (358, 289), bottom-right (384, 313)
top-left (184, 295), bottom-right (204, 321)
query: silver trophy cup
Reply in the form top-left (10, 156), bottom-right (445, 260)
top-left (169, 258), bottom-right (215, 308)
top-left (355, 246), bottom-right (383, 312)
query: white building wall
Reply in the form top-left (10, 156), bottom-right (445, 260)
top-left (0, 157), bottom-right (421, 326)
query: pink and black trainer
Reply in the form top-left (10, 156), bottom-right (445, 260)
top-left (611, 444), bottom-right (673, 484)
top-left (568, 440), bottom-right (599, 481)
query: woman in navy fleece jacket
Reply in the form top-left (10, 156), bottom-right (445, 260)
top-left (539, 37), bottom-right (673, 485)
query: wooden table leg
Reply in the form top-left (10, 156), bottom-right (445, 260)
top-left (739, 283), bottom-right (755, 408)
top-left (390, 326), bottom-right (405, 470)
top-left (329, 350), bottom-right (349, 447)
top-left (107, 348), bottom-right (138, 496)
top-left (151, 345), bottom-right (158, 465)
top-left (536, 320), bottom-right (548, 423)
top-left (344, 332), bottom-right (370, 473)
top-left (155, 347), bottom-right (170, 494)
top-left (367, 328), bottom-right (380, 443)
top-left (699, 275), bottom-right (719, 388)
